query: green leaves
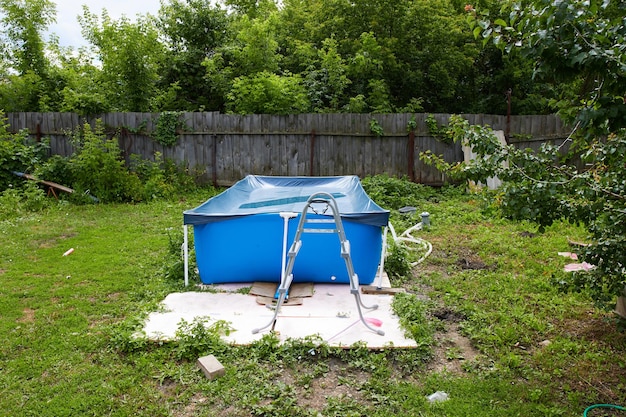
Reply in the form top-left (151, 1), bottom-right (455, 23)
top-left (154, 111), bottom-right (185, 147)
top-left (470, 0), bottom-right (626, 134)
top-left (424, 113), bottom-right (626, 305)
top-left (78, 8), bottom-right (164, 112)
top-left (462, 0), bottom-right (626, 305)
top-left (228, 71), bottom-right (310, 114)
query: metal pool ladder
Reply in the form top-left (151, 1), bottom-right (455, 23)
top-left (252, 192), bottom-right (385, 336)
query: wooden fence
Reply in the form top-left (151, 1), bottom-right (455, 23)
top-left (5, 112), bottom-right (573, 186)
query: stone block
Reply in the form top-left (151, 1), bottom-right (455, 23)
top-left (197, 354), bottom-right (225, 380)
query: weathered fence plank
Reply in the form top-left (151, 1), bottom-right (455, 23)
top-left (5, 112), bottom-right (573, 186)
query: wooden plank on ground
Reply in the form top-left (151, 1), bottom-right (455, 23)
top-left (360, 286), bottom-right (406, 295)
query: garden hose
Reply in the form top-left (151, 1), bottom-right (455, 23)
top-left (387, 221), bottom-right (433, 266)
top-left (583, 404), bottom-right (626, 416)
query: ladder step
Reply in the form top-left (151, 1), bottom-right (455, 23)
top-left (306, 218), bottom-right (335, 224)
top-left (302, 228), bottom-right (337, 234)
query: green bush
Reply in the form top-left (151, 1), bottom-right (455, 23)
top-left (361, 174), bottom-right (437, 210)
top-left (130, 152), bottom-right (174, 200)
top-left (384, 240), bottom-right (412, 280)
top-left (0, 181), bottom-right (50, 218)
top-left (162, 158), bottom-right (198, 192)
top-left (0, 114), bottom-right (49, 191)
top-left (0, 112), bottom-right (211, 207)
top-left (67, 121), bottom-right (143, 203)
top-left (34, 154), bottom-right (74, 187)
top-left (131, 152), bottom-right (200, 200)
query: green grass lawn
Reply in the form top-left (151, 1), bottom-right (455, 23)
top-left (1, 188), bottom-right (625, 416)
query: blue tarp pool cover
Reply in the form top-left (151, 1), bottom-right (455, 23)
top-left (183, 175), bottom-right (390, 226)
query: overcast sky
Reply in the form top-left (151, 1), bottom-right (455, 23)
top-left (47, 0), bottom-right (162, 48)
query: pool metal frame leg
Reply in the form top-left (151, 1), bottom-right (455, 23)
top-left (252, 192), bottom-right (384, 336)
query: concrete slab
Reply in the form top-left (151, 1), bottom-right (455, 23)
top-left (141, 283), bottom-right (416, 349)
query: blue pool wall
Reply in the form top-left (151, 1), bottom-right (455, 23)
top-left (193, 213), bottom-right (383, 285)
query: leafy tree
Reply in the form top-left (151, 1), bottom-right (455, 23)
top-left (157, 0), bottom-right (231, 110)
top-left (277, 0), bottom-right (484, 113)
top-left (79, 7), bottom-right (164, 112)
top-left (347, 32), bottom-right (386, 97)
top-left (202, 52), bottom-right (235, 112)
top-left (427, 0), bottom-right (626, 307)
top-left (0, 0), bottom-right (58, 111)
top-left (202, 7), bottom-right (289, 113)
top-left (0, 0), bottom-right (54, 75)
top-left (227, 71), bottom-right (310, 114)
top-left (468, 0), bottom-right (626, 133)
top-left (47, 43), bottom-right (111, 115)
top-left (393, 0), bottom-right (477, 112)
top-left (303, 37), bottom-right (351, 112)
top-left (0, 0), bottom-right (557, 116)
top-left (0, 71), bottom-right (44, 111)
top-left (223, 0), bottom-right (278, 19)
top-left (231, 13), bottom-right (282, 75)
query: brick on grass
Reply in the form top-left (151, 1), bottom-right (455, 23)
top-left (197, 354), bottom-right (225, 380)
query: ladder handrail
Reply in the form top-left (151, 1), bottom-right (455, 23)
top-left (252, 193), bottom-right (384, 336)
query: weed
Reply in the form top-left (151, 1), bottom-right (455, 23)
top-left (0, 181), bottom-right (50, 217)
top-left (384, 240), bottom-right (412, 280)
top-left (174, 317), bottom-right (232, 361)
top-left (369, 118), bottom-right (384, 137)
top-left (154, 111), bottom-right (185, 147)
top-left (392, 292), bottom-right (435, 359)
top-left (0, 114), bottom-right (50, 190)
top-left (361, 174), bottom-right (438, 210)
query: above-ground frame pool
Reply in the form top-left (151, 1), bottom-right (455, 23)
top-left (183, 175), bottom-right (390, 285)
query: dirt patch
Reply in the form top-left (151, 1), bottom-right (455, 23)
top-left (294, 363), bottom-right (369, 410)
top-left (560, 314), bottom-right (626, 346)
top-left (35, 233), bottom-right (77, 249)
top-left (156, 378), bottom-right (178, 397)
top-left (422, 240), bottom-right (491, 271)
top-left (174, 360), bottom-right (371, 416)
top-left (457, 257), bottom-right (490, 270)
top-left (428, 307), bottom-right (480, 374)
top-left (263, 358), bottom-right (369, 411)
top-left (432, 307), bottom-right (466, 323)
top-left (18, 307), bottom-right (36, 323)
top-left (410, 247), bottom-right (482, 376)
top-left (429, 322), bottom-right (480, 374)
top-left (176, 393), bottom-right (209, 417)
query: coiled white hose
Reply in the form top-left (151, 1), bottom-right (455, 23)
top-left (375, 220), bottom-right (433, 288)
top-left (387, 221), bottom-right (433, 266)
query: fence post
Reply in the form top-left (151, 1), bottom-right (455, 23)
top-left (310, 129), bottom-right (316, 177)
top-left (212, 134), bottom-right (218, 187)
top-left (407, 129), bottom-right (415, 182)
